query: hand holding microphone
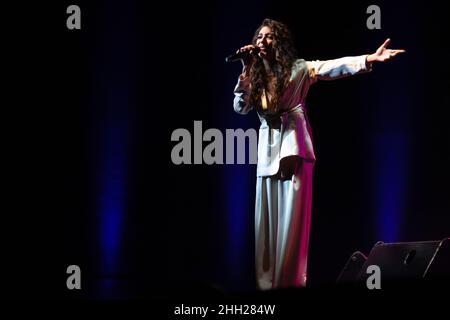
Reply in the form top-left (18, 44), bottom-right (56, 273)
top-left (225, 45), bottom-right (260, 66)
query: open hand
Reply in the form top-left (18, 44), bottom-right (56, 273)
top-left (367, 38), bottom-right (405, 62)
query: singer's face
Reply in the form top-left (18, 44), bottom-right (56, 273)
top-left (256, 26), bottom-right (274, 59)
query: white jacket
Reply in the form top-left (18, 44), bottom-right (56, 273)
top-left (233, 55), bottom-right (372, 176)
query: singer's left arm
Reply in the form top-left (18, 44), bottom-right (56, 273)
top-left (306, 38), bottom-right (405, 84)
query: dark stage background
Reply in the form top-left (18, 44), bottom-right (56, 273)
top-left (3, 0), bottom-right (449, 300)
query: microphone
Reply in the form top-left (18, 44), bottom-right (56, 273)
top-left (225, 47), bottom-right (260, 63)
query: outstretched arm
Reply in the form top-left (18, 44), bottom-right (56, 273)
top-left (306, 38), bottom-right (405, 83)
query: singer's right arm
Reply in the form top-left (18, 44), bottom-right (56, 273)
top-left (233, 73), bottom-right (253, 115)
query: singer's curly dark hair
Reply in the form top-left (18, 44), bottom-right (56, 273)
top-left (249, 19), bottom-right (297, 112)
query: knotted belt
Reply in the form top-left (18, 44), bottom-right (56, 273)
top-left (263, 104), bottom-right (303, 159)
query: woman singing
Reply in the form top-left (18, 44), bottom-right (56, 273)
top-left (232, 18), bottom-right (404, 290)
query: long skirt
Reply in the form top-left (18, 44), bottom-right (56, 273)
top-left (255, 156), bottom-right (314, 290)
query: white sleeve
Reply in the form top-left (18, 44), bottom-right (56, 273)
top-left (233, 74), bottom-right (254, 115)
top-left (306, 55), bottom-right (372, 84)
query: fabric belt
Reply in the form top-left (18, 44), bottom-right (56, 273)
top-left (263, 104), bottom-right (303, 159)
